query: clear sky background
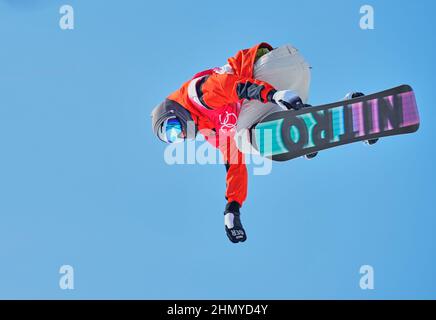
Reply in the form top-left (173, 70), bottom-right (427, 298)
top-left (0, 0), bottom-right (435, 299)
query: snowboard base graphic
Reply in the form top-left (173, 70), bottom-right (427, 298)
top-left (253, 85), bottom-right (420, 162)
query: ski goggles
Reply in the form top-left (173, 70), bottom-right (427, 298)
top-left (159, 117), bottom-right (184, 143)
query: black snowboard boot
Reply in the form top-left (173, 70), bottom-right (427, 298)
top-left (224, 201), bottom-right (247, 244)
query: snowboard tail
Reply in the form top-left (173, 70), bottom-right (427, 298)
top-left (253, 85), bottom-right (420, 162)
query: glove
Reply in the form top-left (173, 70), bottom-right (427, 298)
top-left (272, 90), bottom-right (304, 110)
top-left (224, 201), bottom-right (247, 244)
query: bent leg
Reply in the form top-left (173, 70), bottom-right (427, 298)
top-left (235, 44), bottom-right (312, 154)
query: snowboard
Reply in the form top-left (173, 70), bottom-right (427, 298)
top-left (253, 85), bottom-right (420, 162)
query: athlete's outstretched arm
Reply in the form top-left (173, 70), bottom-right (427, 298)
top-left (197, 73), bottom-right (277, 108)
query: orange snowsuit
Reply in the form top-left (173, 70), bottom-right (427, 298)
top-left (166, 43), bottom-right (277, 206)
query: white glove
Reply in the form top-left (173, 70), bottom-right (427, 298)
top-left (272, 90), bottom-right (303, 110)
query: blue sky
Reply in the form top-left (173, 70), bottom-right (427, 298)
top-left (0, 0), bottom-right (435, 299)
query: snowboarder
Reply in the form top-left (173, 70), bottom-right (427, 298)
top-left (151, 43), bottom-right (312, 243)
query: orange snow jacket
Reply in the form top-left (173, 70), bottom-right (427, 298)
top-left (166, 42), bottom-right (276, 206)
